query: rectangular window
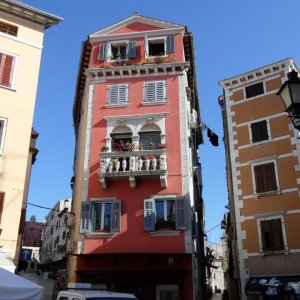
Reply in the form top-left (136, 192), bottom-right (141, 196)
top-left (245, 82), bottom-right (264, 98)
top-left (0, 192), bottom-right (4, 224)
top-left (0, 52), bottom-right (15, 88)
top-left (144, 197), bottom-right (187, 232)
top-left (80, 200), bottom-right (121, 234)
top-left (147, 35), bottom-right (174, 57)
top-left (0, 21), bottom-right (18, 36)
top-left (108, 84), bottom-right (128, 105)
top-left (144, 81), bottom-right (166, 103)
top-left (0, 118), bottom-right (7, 154)
top-left (98, 41), bottom-right (137, 61)
top-left (251, 120), bottom-right (269, 143)
top-left (260, 218), bottom-right (284, 251)
top-left (254, 162), bottom-right (277, 193)
top-left (111, 43), bottom-right (127, 60)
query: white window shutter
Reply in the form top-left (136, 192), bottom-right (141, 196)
top-left (156, 81), bottom-right (165, 102)
top-left (111, 200), bottom-right (121, 232)
top-left (118, 84), bottom-right (128, 103)
top-left (109, 85), bottom-right (118, 104)
top-left (144, 198), bottom-right (155, 231)
top-left (145, 82), bottom-right (155, 102)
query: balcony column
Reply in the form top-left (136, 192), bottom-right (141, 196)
top-left (132, 135), bottom-right (139, 151)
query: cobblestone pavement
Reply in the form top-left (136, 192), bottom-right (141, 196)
top-left (19, 271), bottom-right (55, 300)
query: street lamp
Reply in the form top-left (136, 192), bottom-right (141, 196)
top-left (277, 69), bottom-right (300, 130)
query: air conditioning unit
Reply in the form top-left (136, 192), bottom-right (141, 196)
top-left (66, 240), bottom-right (75, 254)
top-left (66, 214), bottom-right (75, 228)
top-left (190, 109), bottom-right (198, 129)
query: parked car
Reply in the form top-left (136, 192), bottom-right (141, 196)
top-left (56, 289), bottom-right (138, 300)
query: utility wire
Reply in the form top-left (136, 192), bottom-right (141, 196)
top-left (206, 222), bottom-right (222, 233)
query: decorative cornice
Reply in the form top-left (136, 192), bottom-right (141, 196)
top-left (0, 0), bottom-right (63, 28)
top-left (87, 61), bottom-right (189, 80)
top-left (103, 112), bottom-right (168, 121)
top-left (219, 58), bottom-right (297, 89)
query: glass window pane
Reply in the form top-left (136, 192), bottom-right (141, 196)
top-left (94, 203), bottom-right (102, 231)
top-left (103, 203), bottom-right (112, 231)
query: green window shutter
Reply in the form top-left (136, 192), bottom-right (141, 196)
top-left (80, 201), bottom-right (90, 233)
top-left (145, 82), bottom-right (155, 102)
top-left (111, 200), bottom-right (121, 232)
top-left (127, 41), bottom-right (137, 58)
top-left (166, 35), bottom-right (175, 54)
top-left (176, 197), bottom-right (187, 230)
top-left (144, 198), bottom-right (155, 231)
top-left (98, 43), bottom-right (107, 61)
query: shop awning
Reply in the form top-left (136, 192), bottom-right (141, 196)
top-left (245, 276), bottom-right (300, 296)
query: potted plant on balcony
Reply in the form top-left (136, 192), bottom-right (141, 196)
top-left (157, 143), bottom-right (167, 149)
top-left (124, 141), bottom-right (135, 151)
top-left (138, 144), bottom-right (144, 151)
top-left (149, 142), bottom-right (155, 150)
top-left (101, 145), bottom-right (110, 152)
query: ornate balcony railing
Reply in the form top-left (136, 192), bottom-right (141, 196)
top-left (99, 149), bottom-right (167, 189)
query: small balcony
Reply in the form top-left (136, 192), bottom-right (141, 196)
top-left (99, 149), bottom-right (167, 189)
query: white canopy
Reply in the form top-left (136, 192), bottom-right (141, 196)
top-left (0, 267), bottom-right (44, 300)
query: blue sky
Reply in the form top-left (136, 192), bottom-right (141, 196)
top-left (24, 0), bottom-right (300, 243)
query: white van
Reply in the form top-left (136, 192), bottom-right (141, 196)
top-left (56, 288), bottom-right (137, 300)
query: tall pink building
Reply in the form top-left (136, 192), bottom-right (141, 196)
top-left (68, 15), bottom-right (204, 300)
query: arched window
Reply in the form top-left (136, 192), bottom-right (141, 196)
top-left (139, 124), bottom-right (161, 150)
top-left (110, 125), bottom-right (132, 151)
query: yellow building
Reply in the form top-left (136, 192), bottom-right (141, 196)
top-left (219, 58), bottom-right (300, 300)
top-left (0, 0), bottom-right (62, 272)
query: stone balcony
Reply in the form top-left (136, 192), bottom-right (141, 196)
top-left (99, 149), bottom-right (167, 189)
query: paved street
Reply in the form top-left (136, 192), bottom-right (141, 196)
top-left (19, 271), bottom-right (55, 300)
top-left (211, 293), bottom-right (222, 300)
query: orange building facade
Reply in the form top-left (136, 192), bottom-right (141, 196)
top-left (219, 58), bottom-right (300, 300)
top-left (68, 15), bottom-right (203, 300)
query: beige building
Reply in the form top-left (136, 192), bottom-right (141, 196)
top-left (0, 0), bottom-right (62, 272)
top-left (219, 58), bottom-right (300, 299)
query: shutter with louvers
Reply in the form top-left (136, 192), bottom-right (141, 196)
top-left (166, 35), bottom-right (175, 54)
top-left (254, 163), bottom-right (276, 193)
top-left (251, 120), bottom-right (268, 143)
top-left (0, 192), bottom-right (4, 224)
top-left (127, 41), bottom-right (137, 58)
top-left (98, 43), bottom-right (107, 61)
top-left (144, 198), bottom-right (155, 231)
top-left (111, 200), bottom-right (121, 232)
top-left (109, 85), bottom-right (118, 105)
top-left (145, 82), bottom-right (155, 102)
top-left (261, 219), bottom-right (284, 251)
top-left (265, 163), bottom-right (277, 191)
top-left (118, 85), bottom-right (128, 104)
top-left (155, 81), bottom-right (165, 102)
top-left (80, 201), bottom-right (90, 233)
top-left (176, 197), bottom-right (187, 230)
top-left (0, 54), bottom-right (13, 87)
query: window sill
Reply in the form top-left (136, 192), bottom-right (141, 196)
top-left (150, 230), bottom-right (180, 236)
top-left (141, 101), bottom-right (167, 106)
top-left (251, 139), bottom-right (271, 145)
top-left (85, 232), bottom-right (115, 238)
top-left (0, 84), bottom-right (16, 91)
top-left (260, 249), bottom-right (288, 256)
top-left (255, 190), bottom-right (280, 198)
top-left (105, 103), bottom-right (129, 108)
